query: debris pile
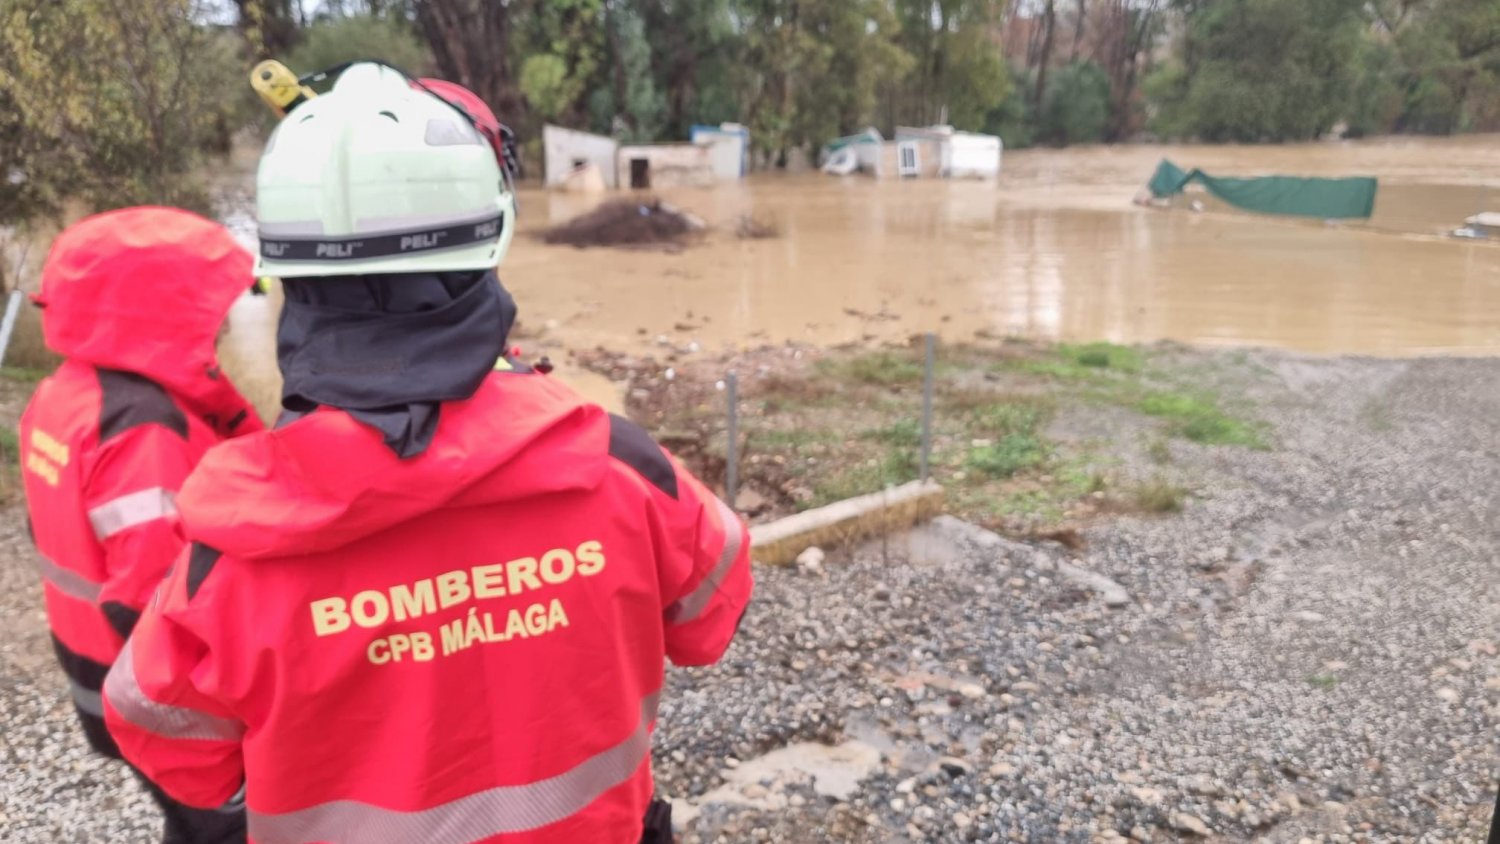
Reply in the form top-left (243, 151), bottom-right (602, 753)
top-left (541, 198), bottom-right (705, 250)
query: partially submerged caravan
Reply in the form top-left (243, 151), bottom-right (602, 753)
top-left (821, 126), bottom-right (1003, 180)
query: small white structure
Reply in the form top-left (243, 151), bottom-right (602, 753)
top-left (895, 125), bottom-right (1003, 180)
top-left (945, 131), bottom-right (1003, 180)
top-left (617, 143), bottom-right (718, 189)
top-left (544, 125), bottom-right (619, 189)
top-left (689, 123), bottom-right (750, 180)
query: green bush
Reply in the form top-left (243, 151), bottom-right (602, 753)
top-left (1039, 62), bottom-right (1112, 145)
top-left (286, 15), bottom-right (432, 81)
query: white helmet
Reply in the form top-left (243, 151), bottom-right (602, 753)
top-left (255, 62), bottom-right (515, 278)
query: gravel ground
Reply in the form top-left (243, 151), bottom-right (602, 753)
top-left (2, 349), bottom-right (1498, 842)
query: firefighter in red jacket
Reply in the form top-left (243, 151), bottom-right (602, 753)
top-left (20, 206), bottom-right (262, 842)
top-left (104, 63), bottom-right (753, 844)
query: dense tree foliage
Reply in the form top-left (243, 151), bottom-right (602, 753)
top-left (0, 0), bottom-right (242, 219)
top-left (0, 0), bottom-right (1497, 239)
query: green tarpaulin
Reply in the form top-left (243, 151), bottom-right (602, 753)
top-left (1147, 159), bottom-right (1377, 220)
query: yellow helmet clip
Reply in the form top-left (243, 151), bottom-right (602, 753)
top-left (250, 60), bottom-right (316, 118)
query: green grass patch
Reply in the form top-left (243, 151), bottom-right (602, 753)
top-left (0, 366), bottom-right (48, 384)
top-left (750, 428), bottom-right (839, 449)
top-left (809, 450), bottom-right (915, 507)
top-left (1002, 342), bottom-right (1145, 381)
top-left (964, 433), bottom-right (1046, 479)
top-left (1059, 342), bottom-right (1144, 373)
top-left (817, 349), bottom-right (923, 386)
top-left (968, 399), bottom-right (1048, 437)
top-left (862, 418), bottom-right (920, 448)
top-left (1137, 390), bottom-right (1264, 448)
top-left (1128, 476), bottom-right (1188, 513)
top-left (1307, 673), bottom-right (1340, 691)
top-left (0, 427), bottom-right (17, 462)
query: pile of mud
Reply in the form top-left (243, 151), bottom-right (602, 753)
top-left (540, 198), bottom-right (705, 249)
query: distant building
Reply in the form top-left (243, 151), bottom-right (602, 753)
top-left (689, 123), bottom-right (751, 180)
top-left (543, 125), bottom-right (619, 189)
top-left (545, 122), bottom-right (750, 190)
top-left (822, 126), bottom-right (1002, 180)
top-left (617, 143), bottom-right (718, 189)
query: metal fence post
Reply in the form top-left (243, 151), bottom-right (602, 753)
top-left (0, 289), bottom-right (22, 368)
top-left (726, 371), bottom-right (739, 508)
top-left (920, 333), bottom-right (935, 483)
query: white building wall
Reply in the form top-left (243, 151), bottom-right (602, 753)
top-left (543, 125), bottom-right (620, 188)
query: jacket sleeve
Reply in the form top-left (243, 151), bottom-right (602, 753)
top-left (84, 425), bottom-right (196, 640)
top-left (103, 547), bottom-right (245, 808)
top-left (657, 456), bottom-right (754, 667)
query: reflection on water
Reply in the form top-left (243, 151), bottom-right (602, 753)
top-left (503, 135), bottom-right (1500, 358)
top-left (217, 135), bottom-right (1500, 422)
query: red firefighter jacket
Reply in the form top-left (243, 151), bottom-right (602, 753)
top-left (104, 369), bottom-right (753, 844)
top-left (19, 207), bottom-right (264, 755)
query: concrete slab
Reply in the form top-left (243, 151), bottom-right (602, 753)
top-left (749, 480), bottom-right (944, 566)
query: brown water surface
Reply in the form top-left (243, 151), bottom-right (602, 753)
top-left (509, 134), bottom-right (1500, 358)
top-left (220, 135), bottom-right (1500, 422)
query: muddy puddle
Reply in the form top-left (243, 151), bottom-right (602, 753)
top-left (217, 135), bottom-right (1500, 423)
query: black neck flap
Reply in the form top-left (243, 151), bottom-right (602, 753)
top-left (277, 270), bottom-right (515, 458)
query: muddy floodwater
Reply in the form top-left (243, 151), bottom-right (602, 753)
top-left (220, 135), bottom-right (1500, 420)
top-left (510, 134), bottom-right (1500, 358)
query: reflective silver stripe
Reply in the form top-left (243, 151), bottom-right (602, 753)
top-left (249, 693), bottom-right (661, 844)
top-left (104, 644), bottom-right (243, 742)
top-left (70, 680), bottom-right (104, 717)
top-left (35, 554), bottom-right (103, 603)
top-left (665, 498), bottom-right (744, 624)
top-left (88, 487), bottom-right (177, 540)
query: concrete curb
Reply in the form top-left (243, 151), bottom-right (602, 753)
top-left (749, 480), bottom-right (945, 566)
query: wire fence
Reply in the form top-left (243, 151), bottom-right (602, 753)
top-left (721, 332), bottom-right (943, 519)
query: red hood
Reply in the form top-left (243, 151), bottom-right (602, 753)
top-left (177, 374), bottom-right (609, 560)
top-left (37, 207), bottom-right (261, 436)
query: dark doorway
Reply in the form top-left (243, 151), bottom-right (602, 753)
top-left (630, 158), bottom-right (650, 189)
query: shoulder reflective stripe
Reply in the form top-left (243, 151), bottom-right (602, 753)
top-left (35, 554), bottom-right (103, 603)
top-left (103, 644), bottom-right (244, 742)
top-left (88, 487), bottom-right (178, 540)
top-left (665, 498), bottom-right (744, 625)
top-left (70, 679), bottom-right (104, 718)
top-left (248, 692), bottom-right (660, 844)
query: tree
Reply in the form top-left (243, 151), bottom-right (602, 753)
top-left (513, 0), bottom-right (606, 126)
top-left (1031, 0), bottom-right (1057, 109)
top-left (1145, 0), bottom-right (1366, 142)
top-left (633, 0), bottom-right (738, 138)
top-left (0, 0), bottom-right (243, 216)
top-left (733, 0), bottom-right (911, 162)
top-left (590, 2), bottom-right (665, 140)
top-left (1386, 0), bottom-right (1500, 133)
top-left (235, 0), bottom-right (301, 57)
top-left (285, 14), bottom-right (433, 77)
top-left (1091, 0), bottom-right (1163, 140)
top-left (411, 0), bottom-right (526, 123)
top-left (1040, 61), bottom-right (1111, 143)
top-left (889, 0), bottom-right (1011, 130)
